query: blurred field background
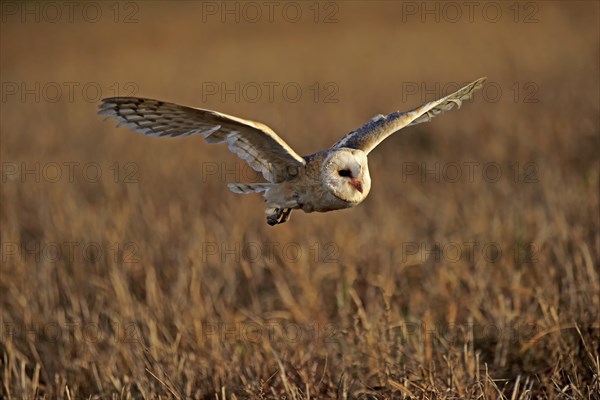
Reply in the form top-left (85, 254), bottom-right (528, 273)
top-left (1, 1), bottom-right (599, 399)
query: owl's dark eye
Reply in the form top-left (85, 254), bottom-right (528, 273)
top-left (338, 169), bottom-right (352, 177)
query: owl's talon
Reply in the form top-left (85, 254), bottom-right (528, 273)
top-left (266, 208), bottom-right (292, 225)
top-left (267, 208), bottom-right (282, 225)
top-left (280, 208), bottom-right (292, 223)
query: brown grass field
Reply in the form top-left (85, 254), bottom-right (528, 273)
top-left (1, 1), bottom-right (599, 399)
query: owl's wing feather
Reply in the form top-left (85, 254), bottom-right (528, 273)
top-left (333, 77), bottom-right (486, 154)
top-left (99, 97), bottom-right (305, 183)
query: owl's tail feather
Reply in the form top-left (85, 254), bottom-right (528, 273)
top-left (227, 183), bottom-right (274, 194)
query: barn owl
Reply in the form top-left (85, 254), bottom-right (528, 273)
top-left (99, 77), bottom-right (485, 225)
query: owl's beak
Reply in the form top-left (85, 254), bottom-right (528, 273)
top-left (350, 179), bottom-right (363, 193)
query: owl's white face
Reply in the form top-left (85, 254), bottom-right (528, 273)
top-left (322, 149), bottom-right (371, 204)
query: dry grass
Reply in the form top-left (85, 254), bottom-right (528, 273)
top-left (1, 2), bottom-right (599, 399)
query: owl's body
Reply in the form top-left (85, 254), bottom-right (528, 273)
top-left (231, 148), bottom-right (370, 215)
top-left (99, 78), bottom-right (485, 225)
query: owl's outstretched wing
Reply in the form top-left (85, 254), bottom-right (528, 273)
top-left (333, 77), bottom-right (486, 154)
top-left (99, 97), bottom-right (306, 183)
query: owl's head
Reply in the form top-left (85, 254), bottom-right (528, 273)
top-left (322, 148), bottom-right (371, 204)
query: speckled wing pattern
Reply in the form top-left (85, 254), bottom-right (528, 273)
top-left (333, 77), bottom-right (486, 154)
top-left (98, 97), bottom-right (306, 183)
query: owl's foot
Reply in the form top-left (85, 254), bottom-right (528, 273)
top-left (266, 208), bottom-right (292, 225)
top-left (280, 208), bottom-right (292, 223)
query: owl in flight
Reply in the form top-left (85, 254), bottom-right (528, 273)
top-left (99, 77), bottom-right (485, 225)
